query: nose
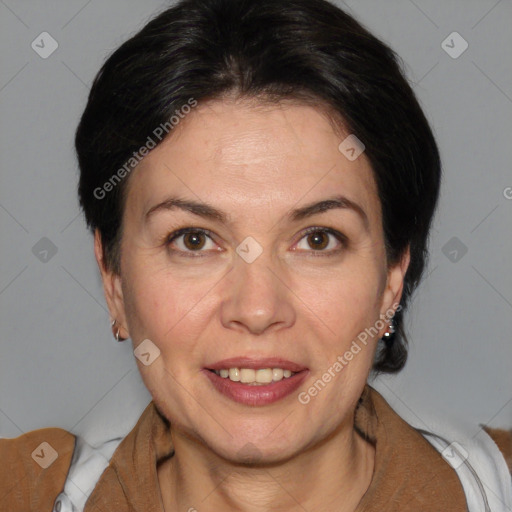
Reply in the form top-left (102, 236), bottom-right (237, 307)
top-left (220, 252), bottom-right (296, 336)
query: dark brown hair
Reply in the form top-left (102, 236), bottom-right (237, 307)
top-left (76, 0), bottom-right (441, 373)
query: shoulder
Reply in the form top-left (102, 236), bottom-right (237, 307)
top-left (418, 423), bottom-right (512, 511)
top-left (366, 386), bottom-right (512, 510)
top-left (0, 427), bottom-right (76, 510)
top-left (406, 414), bottom-right (512, 511)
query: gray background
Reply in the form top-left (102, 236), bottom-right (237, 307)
top-left (0, 0), bottom-right (511, 443)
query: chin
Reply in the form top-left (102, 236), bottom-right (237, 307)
top-left (200, 425), bottom-right (309, 466)
top-left (219, 440), bottom-right (301, 466)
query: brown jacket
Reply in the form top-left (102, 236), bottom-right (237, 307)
top-left (1, 385), bottom-right (510, 511)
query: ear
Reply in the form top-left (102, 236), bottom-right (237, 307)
top-left (94, 229), bottom-right (129, 339)
top-left (378, 246), bottom-right (410, 337)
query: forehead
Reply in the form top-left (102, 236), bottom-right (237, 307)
top-left (124, 98), bottom-right (380, 226)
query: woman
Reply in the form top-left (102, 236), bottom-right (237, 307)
top-left (1, 0), bottom-right (510, 510)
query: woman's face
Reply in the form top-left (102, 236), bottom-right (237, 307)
top-left (97, 98), bottom-right (407, 463)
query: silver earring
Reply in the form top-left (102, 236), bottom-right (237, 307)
top-left (111, 319), bottom-right (124, 342)
top-left (382, 319), bottom-right (395, 341)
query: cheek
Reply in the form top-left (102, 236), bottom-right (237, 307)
top-left (121, 261), bottom-right (214, 347)
top-left (302, 270), bottom-right (382, 405)
top-left (296, 263), bottom-right (384, 343)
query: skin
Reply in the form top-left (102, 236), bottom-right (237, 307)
top-left (95, 97), bottom-right (410, 512)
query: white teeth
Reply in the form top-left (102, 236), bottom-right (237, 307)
top-left (255, 368), bottom-right (273, 384)
top-left (272, 368), bottom-right (284, 381)
top-left (213, 367), bottom-right (297, 384)
top-left (228, 368), bottom-right (240, 381)
top-left (240, 369), bottom-right (255, 383)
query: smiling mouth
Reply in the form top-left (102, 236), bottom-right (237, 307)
top-left (208, 367), bottom-right (298, 385)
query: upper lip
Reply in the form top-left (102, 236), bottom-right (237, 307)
top-left (206, 357), bottom-right (307, 372)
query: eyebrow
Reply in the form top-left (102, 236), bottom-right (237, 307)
top-left (144, 194), bottom-right (369, 230)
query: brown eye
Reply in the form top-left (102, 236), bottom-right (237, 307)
top-left (166, 228), bottom-right (217, 255)
top-left (183, 232), bottom-right (206, 250)
top-left (306, 231), bottom-right (329, 250)
top-left (295, 228), bottom-right (345, 254)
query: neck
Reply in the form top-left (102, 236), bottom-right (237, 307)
top-left (159, 417), bottom-right (375, 512)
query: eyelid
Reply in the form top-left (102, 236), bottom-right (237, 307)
top-left (164, 227), bottom-right (219, 257)
top-left (164, 226), bottom-right (347, 256)
top-left (292, 226), bottom-right (347, 254)
top-left (165, 227), bottom-right (216, 244)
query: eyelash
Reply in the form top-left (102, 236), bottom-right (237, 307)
top-left (163, 226), bottom-right (347, 258)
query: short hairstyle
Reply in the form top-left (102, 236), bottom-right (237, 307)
top-left (76, 0), bottom-right (441, 374)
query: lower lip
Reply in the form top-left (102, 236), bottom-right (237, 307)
top-left (203, 369), bottom-right (309, 406)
